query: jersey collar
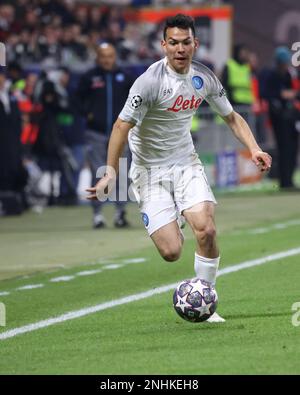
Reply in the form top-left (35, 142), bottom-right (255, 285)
top-left (164, 57), bottom-right (192, 79)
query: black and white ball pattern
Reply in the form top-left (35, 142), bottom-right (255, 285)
top-left (131, 95), bottom-right (143, 109)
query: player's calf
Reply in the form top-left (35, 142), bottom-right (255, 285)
top-left (194, 223), bottom-right (217, 256)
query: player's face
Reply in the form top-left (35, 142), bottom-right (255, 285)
top-left (97, 44), bottom-right (117, 71)
top-left (161, 27), bottom-right (198, 74)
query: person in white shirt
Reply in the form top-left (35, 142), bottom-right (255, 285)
top-left (86, 14), bottom-right (272, 322)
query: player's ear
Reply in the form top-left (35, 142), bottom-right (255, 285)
top-left (194, 38), bottom-right (199, 50)
top-left (161, 39), bottom-right (167, 54)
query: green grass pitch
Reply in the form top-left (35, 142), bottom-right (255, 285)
top-left (0, 191), bottom-right (299, 374)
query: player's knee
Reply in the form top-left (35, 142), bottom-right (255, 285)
top-left (161, 246), bottom-right (181, 262)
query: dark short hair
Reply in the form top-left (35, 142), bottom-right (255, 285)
top-left (163, 14), bottom-right (196, 40)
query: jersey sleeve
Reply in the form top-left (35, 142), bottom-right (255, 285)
top-left (205, 72), bottom-right (233, 117)
top-left (119, 73), bottom-right (153, 125)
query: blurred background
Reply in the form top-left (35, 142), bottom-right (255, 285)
top-left (0, 0), bottom-right (299, 217)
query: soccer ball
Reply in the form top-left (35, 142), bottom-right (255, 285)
top-left (173, 278), bottom-right (218, 322)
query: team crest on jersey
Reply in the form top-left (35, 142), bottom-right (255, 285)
top-left (131, 95), bottom-right (143, 109)
top-left (141, 213), bottom-right (149, 227)
top-left (192, 76), bottom-right (204, 90)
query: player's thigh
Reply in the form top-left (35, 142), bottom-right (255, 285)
top-left (130, 164), bottom-right (177, 234)
top-left (175, 162), bottom-right (216, 216)
top-left (183, 201), bottom-right (217, 236)
top-left (130, 165), bottom-right (182, 260)
top-left (151, 220), bottom-right (182, 262)
top-left (139, 199), bottom-right (180, 246)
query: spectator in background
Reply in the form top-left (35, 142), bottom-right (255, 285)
top-left (132, 0), bottom-right (152, 5)
top-left (248, 51), bottom-right (269, 146)
top-left (106, 6), bottom-right (126, 33)
top-left (33, 69), bottom-right (78, 205)
top-left (23, 5), bottom-right (40, 31)
top-left (77, 42), bottom-right (134, 228)
top-left (0, 3), bottom-right (20, 41)
top-left (1, 1), bottom-right (165, 69)
top-left (74, 5), bottom-right (90, 35)
top-left (14, 70), bottom-right (46, 208)
top-left (0, 67), bottom-right (27, 215)
top-left (16, 71), bottom-right (40, 152)
top-left (38, 0), bottom-right (75, 25)
top-left (14, 0), bottom-right (30, 21)
top-left (60, 23), bottom-right (88, 66)
top-left (221, 44), bottom-right (254, 107)
top-left (36, 24), bottom-right (62, 66)
top-left (89, 5), bottom-right (106, 33)
top-left (7, 28), bottom-right (38, 65)
top-left (52, 67), bottom-right (85, 205)
top-left (260, 46), bottom-right (299, 191)
top-left (7, 61), bottom-right (26, 92)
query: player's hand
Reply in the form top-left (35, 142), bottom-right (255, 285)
top-left (86, 175), bottom-right (115, 201)
top-left (251, 150), bottom-right (272, 172)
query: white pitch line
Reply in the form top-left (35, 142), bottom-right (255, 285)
top-left (217, 247), bottom-right (300, 276)
top-left (103, 264), bottom-right (123, 270)
top-left (237, 219), bottom-right (300, 236)
top-left (0, 257), bottom-right (148, 296)
top-left (50, 276), bottom-right (75, 283)
top-left (76, 269), bottom-right (102, 277)
top-left (0, 291), bottom-right (10, 296)
top-left (16, 284), bottom-right (44, 291)
top-left (1, 246), bottom-right (300, 341)
top-left (121, 258), bottom-right (147, 264)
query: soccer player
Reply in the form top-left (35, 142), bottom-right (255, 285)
top-left (87, 14), bottom-right (272, 322)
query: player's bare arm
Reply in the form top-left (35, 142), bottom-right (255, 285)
top-left (86, 118), bottom-right (134, 201)
top-left (222, 110), bottom-right (272, 172)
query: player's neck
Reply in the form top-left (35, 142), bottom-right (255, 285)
top-left (166, 59), bottom-right (190, 76)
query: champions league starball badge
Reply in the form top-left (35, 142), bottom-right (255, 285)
top-left (131, 95), bottom-right (143, 109)
top-left (192, 76), bottom-right (204, 90)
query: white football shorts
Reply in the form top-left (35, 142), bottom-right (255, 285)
top-left (129, 159), bottom-right (217, 236)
